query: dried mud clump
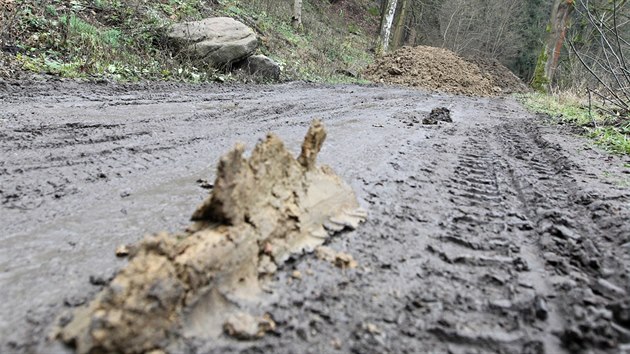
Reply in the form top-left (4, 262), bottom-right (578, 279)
top-left (57, 120), bottom-right (366, 354)
top-left (422, 107), bottom-right (452, 125)
top-left (364, 46), bottom-right (527, 96)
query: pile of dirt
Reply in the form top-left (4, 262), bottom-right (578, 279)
top-left (466, 57), bottom-right (530, 94)
top-left (364, 46), bottom-right (528, 95)
top-left (56, 121), bottom-right (366, 354)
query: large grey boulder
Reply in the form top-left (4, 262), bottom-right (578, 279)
top-left (167, 17), bottom-right (257, 68)
top-left (239, 55), bottom-right (281, 81)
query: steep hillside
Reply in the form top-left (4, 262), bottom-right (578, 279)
top-left (0, 0), bottom-right (378, 82)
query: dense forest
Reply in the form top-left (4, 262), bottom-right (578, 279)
top-left (369, 0), bottom-right (629, 98)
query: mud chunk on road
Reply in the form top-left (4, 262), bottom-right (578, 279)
top-left (422, 107), bottom-right (452, 125)
top-left (57, 120), bottom-right (366, 354)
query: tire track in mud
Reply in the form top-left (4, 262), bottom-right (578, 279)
top-left (495, 122), bottom-right (630, 352)
top-left (427, 119), bottom-right (630, 353)
top-left (197, 114), bottom-right (559, 354)
top-left (200, 105), bottom-right (630, 354)
top-left (0, 82), bottom-right (439, 353)
top-left (420, 129), bottom-right (562, 354)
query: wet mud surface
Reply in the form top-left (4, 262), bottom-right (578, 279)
top-left (1, 81), bottom-right (630, 353)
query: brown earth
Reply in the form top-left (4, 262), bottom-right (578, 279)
top-left (364, 46), bottom-right (529, 95)
top-left (57, 121), bottom-right (366, 354)
top-left (1, 81), bottom-right (630, 354)
top-left (466, 56), bottom-right (531, 94)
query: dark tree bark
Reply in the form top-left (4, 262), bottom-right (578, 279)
top-left (544, 0), bottom-right (575, 84)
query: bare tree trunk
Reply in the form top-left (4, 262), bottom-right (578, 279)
top-left (544, 0), bottom-right (574, 85)
top-left (291, 0), bottom-right (302, 31)
top-left (392, 0), bottom-right (410, 49)
top-left (377, 0), bottom-right (399, 54)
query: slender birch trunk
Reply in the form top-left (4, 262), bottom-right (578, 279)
top-left (392, 0), bottom-right (410, 49)
top-left (377, 0), bottom-right (398, 54)
top-left (291, 0), bottom-right (302, 31)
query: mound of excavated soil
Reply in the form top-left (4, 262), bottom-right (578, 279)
top-left (466, 57), bottom-right (530, 94)
top-left (364, 46), bottom-right (527, 96)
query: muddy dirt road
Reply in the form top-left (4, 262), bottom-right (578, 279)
top-left (1, 81), bottom-right (630, 353)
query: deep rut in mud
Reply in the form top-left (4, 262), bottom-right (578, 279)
top-left (1, 81), bottom-right (629, 353)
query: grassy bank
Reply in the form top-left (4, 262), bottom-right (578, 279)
top-left (0, 0), bottom-right (377, 82)
top-left (518, 92), bottom-right (630, 155)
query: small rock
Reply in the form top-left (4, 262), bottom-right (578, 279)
top-left (64, 295), bottom-right (86, 307)
top-left (115, 245), bottom-right (130, 257)
top-left (89, 274), bottom-right (109, 286)
top-left (362, 322), bottom-right (380, 334)
top-left (334, 253), bottom-right (358, 269)
top-left (223, 312), bottom-right (275, 340)
top-left (238, 55), bottom-right (281, 81)
top-left (315, 246), bottom-right (336, 262)
top-left (388, 66), bottom-right (403, 75)
top-left (291, 270), bottom-right (302, 279)
top-left (196, 179), bottom-right (214, 189)
top-left (316, 246), bottom-right (357, 269)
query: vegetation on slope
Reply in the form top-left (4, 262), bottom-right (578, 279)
top-left (0, 0), bottom-right (377, 82)
top-left (519, 92), bottom-right (630, 155)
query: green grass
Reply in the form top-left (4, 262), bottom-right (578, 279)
top-left (66, 15), bottom-right (122, 48)
top-left (2, 0), bottom-right (216, 81)
top-left (518, 92), bottom-right (630, 155)
top-left (588, 125), bottom-right (630, 155)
